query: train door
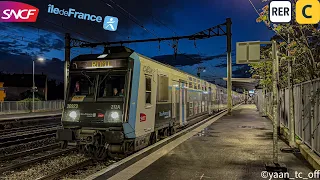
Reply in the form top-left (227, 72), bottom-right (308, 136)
top-left (171, 81), bottom-right (177, 119)
top-left (179, 80), bottom-right (187, 126)
top-left (208, 87), bottom-right (212, 115)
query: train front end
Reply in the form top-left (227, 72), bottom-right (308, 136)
top-left (57, 47), bottom-right (134, 159)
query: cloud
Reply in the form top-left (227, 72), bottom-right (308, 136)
top-left (23, 34), bottom-right (64, 54)
top-left (0, 51), bottom-right (64, 82)
top-left (52, 39), bottom-right (64, 49)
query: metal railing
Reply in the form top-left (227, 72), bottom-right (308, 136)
top-left (0, 100), bottom-right (64, 114)
top-left (255, 78), bottom-right (320, 156)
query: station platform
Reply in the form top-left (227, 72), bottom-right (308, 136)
top-left (0, 110), bottom-right (62, 121)
top-left (101, 105), bottom-right (315, 180)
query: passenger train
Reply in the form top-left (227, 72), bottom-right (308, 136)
top-left (57, 46), bottom-right (244, 159)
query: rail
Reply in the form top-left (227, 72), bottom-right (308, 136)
top-left (0, 100), bottom-right (64, 114)
top-left (255, 78), bottom-right (320, 156)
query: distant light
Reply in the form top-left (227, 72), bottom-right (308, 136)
top-left (37, 57), bottom-right (45, 61)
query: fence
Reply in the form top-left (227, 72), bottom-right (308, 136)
top-left (255, 78), bottom-right (320, 156)
top-left (0, 100), bottom-right (64, 114)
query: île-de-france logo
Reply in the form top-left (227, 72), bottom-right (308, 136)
top-left (0, 1), bottom-right (39, 22)
top-left (269, 0), bottom-right (320, 24)
top-left (47, 4), bottom-right (118, 31)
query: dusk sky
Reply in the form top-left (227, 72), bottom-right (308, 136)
top-left (0, 0), bottom-right (275, 83)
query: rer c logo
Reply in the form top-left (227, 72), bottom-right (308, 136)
top-left (0, 1), bottom-right (39, 22)
top-left (296, 0), bottom-right (320, 24)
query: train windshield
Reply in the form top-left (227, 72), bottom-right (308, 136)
top-left (97, 71), bottom-right (126, 101)
top-left (68, 70), bottom-right (127, 102)
top-left (68, 72), bottom-right (97, 102)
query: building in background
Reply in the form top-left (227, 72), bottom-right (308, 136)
top-left (0, 74), bottom-right (47, 101)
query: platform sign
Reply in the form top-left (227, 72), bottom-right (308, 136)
top-left (236, 41), bottom-right (272, 64)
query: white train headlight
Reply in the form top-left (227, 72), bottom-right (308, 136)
top-left (69, 111), bottom-right (77, 119)
top-left (64, 110), bottom-right (80, 121)
top-left (110, 111), bottom-right (119, 119)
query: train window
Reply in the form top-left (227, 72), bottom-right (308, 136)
top-left (97, 72), bottom-right (126, 99)
top-left (145, 75), bottom-right (152, 104)
top-left (189, 102), bottom-right (193, 116)
top-left (158, 75), bottom-right (169, 102)
top-left (68, 73), bottom-right (97, 101)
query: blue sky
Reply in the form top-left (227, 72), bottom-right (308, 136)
top-left (0, 0), bottom-right (275, 83)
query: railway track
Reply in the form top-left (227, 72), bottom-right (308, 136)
top-left (0, 122), bottom-right (60, 135)
top-left (37, 159), bottom-right (95, 180)
top-left (0, 126), bottom-right (61, 147)
top-left (0, 133), bottom-right (56, 148)
top-left (0, 115), bottom-right (61, 130)
top-left (0, 143), bottom-right (61, 161)
top-left (0, 146), bottom-right (77, 174)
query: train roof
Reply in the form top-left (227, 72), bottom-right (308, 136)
top-left (72, 46), bottom-right (133, 61)
top-left (71, 46), bottom-right (229, 90)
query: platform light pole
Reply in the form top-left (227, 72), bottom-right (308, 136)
top-left (32, 57), bottom-right (45, 112)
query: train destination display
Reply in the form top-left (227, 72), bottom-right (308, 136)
top-left (71, 59), bottom-right (127, 69)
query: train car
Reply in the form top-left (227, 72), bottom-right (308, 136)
top-left (57, 46), bottom-right (244, 159)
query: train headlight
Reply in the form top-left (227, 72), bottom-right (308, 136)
top-left (110, 111), bottom-right (119, 119)
top-left (64, 110), bottom-right (80, 121)
top-left (69, 111), bottom-right (77, 119)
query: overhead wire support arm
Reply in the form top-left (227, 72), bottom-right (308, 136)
top-left (70, 38), bottom-right (93, 48)
top-left (79, 22), bottom-right (228, 48)
top-left (189, 23), bottom-right (227, 40)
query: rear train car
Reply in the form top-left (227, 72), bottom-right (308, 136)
top-left (57, 46), bottom-right (244, 159)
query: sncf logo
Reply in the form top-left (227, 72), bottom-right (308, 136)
top-left (140, 113), bottom-right (146, 122)
top-left (0, 1), bottom-right (39, 22)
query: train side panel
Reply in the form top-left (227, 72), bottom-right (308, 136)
top-left (133, 55), bottom-right (157, 139)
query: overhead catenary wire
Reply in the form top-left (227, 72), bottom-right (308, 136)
top-left (247, 0), bottom-right (289, 44)
top-left (102, 0), bottom-right (207, 64)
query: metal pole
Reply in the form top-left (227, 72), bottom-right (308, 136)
top-left (272, 40), bottom-right (279, 164)
top-left (287, 35), bottom-right (296, 148)
top-left (32, 59), bottom-right (35, 112)
top-left (45, 75), bottom-right (48, 101)
top-left (226, 18), bottom-right (232, 114)
top-left (64, 33), bottom-right (71, 102)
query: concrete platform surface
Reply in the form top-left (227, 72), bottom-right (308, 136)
top-left (0, 110), bottom-right (62, 121)
top-left (109, 105), bottom-right (315, 180)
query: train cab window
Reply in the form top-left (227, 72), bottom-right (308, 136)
top-left (97, 71), bottom-right (126, 101)
top-left (145, 75), bottom-right (152, 104)
top-left (68, 73), bottom-right (97, 101)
